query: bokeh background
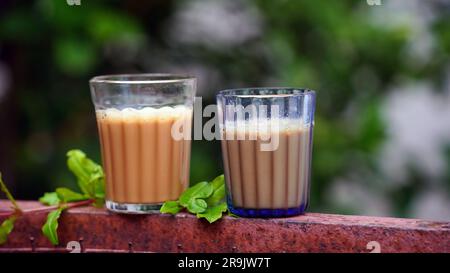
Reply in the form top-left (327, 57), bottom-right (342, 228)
top-left (0, 0), bottom-right (449, 220)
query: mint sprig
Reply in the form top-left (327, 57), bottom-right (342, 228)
top-left (39, 192), bottom-right (61, 206)
top-left (197, 203), bottom-right (228, 223)
top-left (0, 173), bottom-right (19, 211)
top-left (0, 149), bottom-right (104, 246)
top-left (1, 152), bottom-right (230, 247)
top-left (160, 201), bottom-right (181, 214)
top-left (39, 149), bottom-right (104, 244)
top-left (0, 172), bottom-right (20, 245)
top-left (0, 216), bottom-right (16, 245)
top-left (66, 150), bottom-right (105, 204)
top-left (160, 174), bottom-right (230, 223)
top-left (179, 181), bottom-right (213, 213)
top-left (41, 207), bottom-right (65, 245)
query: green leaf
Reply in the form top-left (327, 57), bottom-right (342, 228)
top-left (0, 172), bottom-right (19, 210)
top-left (210, 174), bottom-right (224, 190)
top-left (39, 192), bottom-right (61, 206)
top-left (207, 184), bottom-right (225, 206)
top-left (158, 174), bottom-right (228, 223)
top-left (42, 207), bottom-right (65, 245)
top-left (206, 175), bottom-right (226, 206)
top-left (94, 180), bottom-right (105, 199)
top-left (179, 181), bottom-right (213, 208)
top-left (93, 177), bottom-right (106, 208)
top-left (66, 149), bottom-right (105, 199)
top-left (197, 203), bottom-right (228, 223)
top-left (160, 201), bottom-right (181, 214)
top-left (187, 199), bottom-right (208, 214)
top-left (56, 187), bottom-right (88, 203)
top-left (0, 216), bottom-right (16, 245)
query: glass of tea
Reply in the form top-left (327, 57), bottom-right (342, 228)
top-left (90, 74), bottom-right (196, 213)
top-left (217, 88), bottom-right (315, 217)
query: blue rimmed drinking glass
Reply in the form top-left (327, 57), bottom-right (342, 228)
top-left (217, 88), bottom-right (315, 217)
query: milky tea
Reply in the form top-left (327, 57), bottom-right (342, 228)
top-left (96, 106), bottom-right (192, 205)
top-left (90, 74), bottom-right (196, 213)
top-left (217, 88), bottom-right (315, 217)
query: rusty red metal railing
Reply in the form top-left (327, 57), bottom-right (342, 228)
top-left (0, 201), bottom-right (449, 253)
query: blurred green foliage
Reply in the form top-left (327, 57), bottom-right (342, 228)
top-left (0, 0), bottom-right (449, 218)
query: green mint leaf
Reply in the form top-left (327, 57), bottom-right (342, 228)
top-left (42, 207), bottom-right (65, 245)
top-left (39, 192), bottom-right (61, 206)
top-left (206, 175), bottom-right (225, 206)
top-left (93, 182), bottom-right (105, 207)
top-left (187, 199), bottom-right (208, 214)
top-left (94, 183), bottom-right (105, 199)
top-left (160, 201), bottom-right (181, 214)
top-left (210, 174), bottom-right (224, 190)
top-left (56, 187), bottom-right (89, 203)
top-left (179, 181), bottom-right (213, 208)
top-left (0, 216), bottom-right (16, 245)
top-left (196, 202), bottom-right (228, 223)
top-left (158, 174), bottom-right (228, 223)
top-left (66, 149), bottom-right (105, 199)
top-left (0, 172), bottom-right (19, 210)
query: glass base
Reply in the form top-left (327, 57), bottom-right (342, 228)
top-left (106, 200), bottom-right (162, 214)
top-left (227, 202), bottom-right (307, 218)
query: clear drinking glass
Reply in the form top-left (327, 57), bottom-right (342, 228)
top-left (90, 74), bottom-right (196, 213)
top-left (217, 88), bottom-right (315, 217)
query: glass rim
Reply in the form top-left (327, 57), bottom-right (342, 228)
top-left (217, 87), bottom-right (316, 98)
top-left (89, 73), bottom-right (196, 84)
